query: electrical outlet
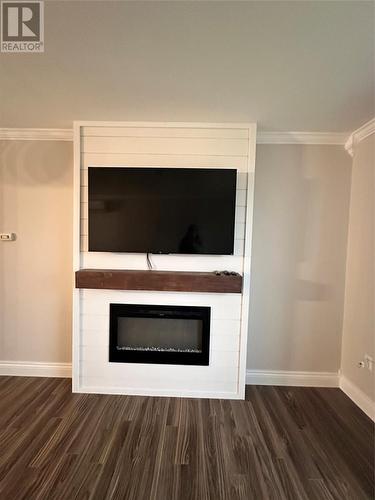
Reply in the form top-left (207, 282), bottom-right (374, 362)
top-left (364, 354), bottom-right (373, 372)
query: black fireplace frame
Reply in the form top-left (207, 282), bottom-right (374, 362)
top-left (109, 303), bottom-right (210, 365)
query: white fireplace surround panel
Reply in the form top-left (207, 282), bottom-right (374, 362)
top-left (73, 121), bottom-right (257, 399)
top-left (80, 290), bottom-right (241, 397)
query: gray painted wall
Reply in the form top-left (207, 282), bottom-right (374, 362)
top-left (341, 134), bottom-right (374, 400)
top-left (247, 145), bottom-right (352, 372)
top-left (0, 140), bottom-right (73, 363)
top-left (0, 141), bottom-right (353, 375)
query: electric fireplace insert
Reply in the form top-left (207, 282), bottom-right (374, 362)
top-left (109, 304), bottom-right (210, 365)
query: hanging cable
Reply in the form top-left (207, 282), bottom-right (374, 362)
top-left (146, 252), bottom-right (154, 270)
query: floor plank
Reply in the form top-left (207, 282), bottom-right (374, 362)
top-left (0, 377), bottom-right (373, 499)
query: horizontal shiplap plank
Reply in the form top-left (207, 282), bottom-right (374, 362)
top-left (211, 335), bottom-right (240, 352)
top-left (82, 153), bottom-right (249, 171)
top-left (81, 252), bottom-right (244, 273)
top-left (81, 153), bottom-right (249, 172)
top-left (80, 360), bottom-right (238, 384)
top-left (81, 290), bottom-right (241, 318)
top-left (234, 239), bottom-right (244, 256)
top-left (81, 136), bottom-right (249, 157)
top-left (80, 202), bottom-right (88, 219)
top-left (236, 172), bottom-right (247, 189)
top-left (247, 171), bottom-right (255, 187)
top-left (80, 169), bottom-right (88, 186)
top-left (80, 329), bottom-right (109, 346)
top-left (236, 189), bottom-right (247, 207)
top-left (80, 289), bottom-right (241, 306)
top-left (235, 223), bottom-right (245, 239)
top-left (80, 218), bottom-right (88, 235)
top-left (81, 300), bottom-right (241, 321)
top-left (81, 288), bottom-right (241, 306)
top-left (235, 205), bottom-right (246, 224)
top-left (80, 375), bottom-right (238, 395)
top-left (80, 234), bottom-right (87, 252)
top-left (81, 314), bottom-right (109, 331)
top-left (211, 319), bottom-right (241, 336)
top-left (82, 126), bottom-right (249, 139)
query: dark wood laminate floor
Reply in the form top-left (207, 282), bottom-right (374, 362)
top-left (0, 377), bottom-right (373, 500)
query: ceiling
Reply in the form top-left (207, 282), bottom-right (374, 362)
top-left (0, 1), bottom-right (373, 132)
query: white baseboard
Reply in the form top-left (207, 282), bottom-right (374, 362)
top-left (77, 385), bottom-right (242, 400)
top-left (246, 369), bottom-right (339, 387)
top-left (1, 363), bottom-right (372, 419)
top-left (0, 361), bottom-right (71, 378)
top-left (339, 376), bottom-right (375, 421)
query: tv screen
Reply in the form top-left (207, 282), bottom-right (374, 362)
top-left (88, 167), bottom-right (237, 255)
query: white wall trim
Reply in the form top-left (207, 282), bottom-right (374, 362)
top-left (344, 117), bottom-right (375, 157)
top-left (257, 131), bottom-right (348, 145)
top-left (3, 125), bottom-right (374, 149)
top-left (1, 362), bottom-right (373, 418)
top-left (0, 127), bottom-right (350, 145)
top-left (0, 128), bottom-right (73, 141)
top-left (0, 361), bottom-right (72, 378)
top-left (340, 376), bottom-right (375, 421)
top-left (246, 369), bottom-right (339, 387)
top-left (246, 369), bottom-right (375, 420)
top-left (79, 385), bottom-right (242, 400)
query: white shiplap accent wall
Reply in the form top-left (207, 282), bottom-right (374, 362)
top-left (73, 121), bottom-right (257, 399)
top-left (80, 290), bottom-right (242, 397)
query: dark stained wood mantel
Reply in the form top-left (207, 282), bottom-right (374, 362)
top-left (75, 269), bottom-right (242, 293)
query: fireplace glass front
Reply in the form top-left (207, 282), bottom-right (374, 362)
top-left (109, 304), bottom-right (210, 365)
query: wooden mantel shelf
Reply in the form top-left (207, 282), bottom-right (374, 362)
top-left (75, 269), bottom-right (242, 294)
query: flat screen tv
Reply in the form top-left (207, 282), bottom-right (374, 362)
top-left (88, 167), bottom-right (237, 255)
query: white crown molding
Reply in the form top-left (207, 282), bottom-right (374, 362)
top-left (0, 361), bottom-right (71, 378)
top-left (0, 128), bottom-right (350, 145)
top-left (246, 369), bottom-right (339, 387)
top-left (0, 128), bottom-right (73, 141)
top-left (257, 131), bottom-right (348, 145)
top-left (344, 117), bottom-right (375, 157)
top-left (340, 376), bottom-right (375, 421)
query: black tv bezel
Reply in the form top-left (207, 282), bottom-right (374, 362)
top-left (88, 166), bottom-right (237, 256)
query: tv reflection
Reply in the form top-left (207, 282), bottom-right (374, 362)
top-left (179, 224), bottom-right (203, 254)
